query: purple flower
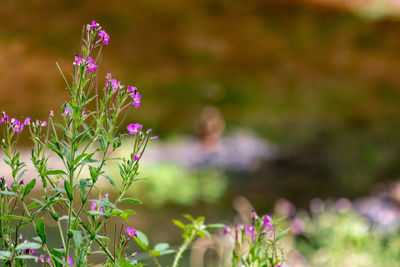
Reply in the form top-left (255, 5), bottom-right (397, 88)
top-left (111, 79), bottom-right (118, 92)
top-left (152, 136), bottom-right (159, 140)
top-left (73, 55), bottom-right (84, 66)
top-left (91, 20), bottom-right (99, 29)
top-left (124, 227), bottom-right (137, 239)
top-left (23, 117), bottom-right (31, 126)
top-left (63, 106), bottom-right (71, 118)
top-left (98, 30), bottom-right (110, 45)
top-left (264, 215), bottom-right (274, 229)
top-left (85, 57), bottom-right (98, 72)
top-left (91, 200), bottom-right (103, 213)
top-left (118, 81), bottom-right (124, 89)
top-left (127, 123), bottom-right (142, 135)
top-left (223, 226), bottom-right (230, 235)
top-left (245, 225), bottom-right (255, 239)
top-left (67, 256), bottom-right (74, 266)
top-left (63, 256), bottom-right (74, 266)
top-left (50, 110), bottom-right (54, 117)
top-left (24, 248), bottom-right (38, 255)
top-left (128, 86), bottom-right (137, 94)
top-left (134, 155), bottom-right (140, 161)
top-left (10, 118), bottom-right (23, 133)
top-left (91, 194), bottom-right (108, 214)
top-left (41, 121), bottom-right (47, 127)
top-left (106, 74), bottom-right (124, 92)
top-left (46, 257), bottom-right (52, 266)
top-left (91, 201), bottom-right (97, 212)
top-left (73, 56), bottom-right (97, 72)
top-left (131, 91), bottom-right (141, 108)
top-left (0, 114), bottom-right (8, 124)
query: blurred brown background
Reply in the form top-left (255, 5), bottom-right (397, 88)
top-left (3, 0), bottom-right (400, 206)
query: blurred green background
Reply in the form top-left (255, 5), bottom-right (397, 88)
top-left (3, 0), bottom-right (400, 265)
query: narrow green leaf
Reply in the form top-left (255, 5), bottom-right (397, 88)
top-left (102, 174), bottom-right (118, 189)
top-left (70, 230), bottom-right (83, 249)
top-left (149, 250), bottom-right (160, 256)
top-left (22, 179), bottom-right (36, 200)
top-left (159, 249), bottom-right (176, 256)
top-left (15, 255), bottom-right (37, 260)
top-left (0, 251), bottom-right (12, 259)
top-left (172, 220), bottom-right (186, 230)
top-left (119, 198), bottom-right (142, 205)
top-left (183, 214), bottom-right (195, 222)
top-left (153, 243), bottom-right (169, 252)
top-left (35, 217), bottom-right (47, 244)
top-left (56, 62), bottom-right (72, 94)
top-left (133, 230), bottom-right (149, 251)
top-left (88, 211), bottom-right (105, 216)
top-left (206, 223), bottom-right (225, 230)
top-left (0, 191), bottom-right (18, 197)
top-left (89, 166), bottom-right (99, 182)
top-left (79, 179), bottom-right (87, 201)
top-left (1, 215), bottom-right (30, 221)
top-left (15, 242), bottom-right (42, 251)
top-left (49, 210), bottom-right (59, 221)
top-left (276, 228), bottom-right (290, 241)
top-left (64, 180), bottom-right (73, 202)
top-left (44, 170), bottom-right (67, 176)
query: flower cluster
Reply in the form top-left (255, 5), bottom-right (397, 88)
top-left (105, 74), bottom-right (142, 108)
top-left (98, 30), bottom-right (110, 45)
top-left (0, 20), bottom-right (173, 267)
top-left (0, 112), bottom-right (47, 133)
top-left (224, 212), bottom-right (285, 267)
top-left (88, 20), bottom-right (99, 30)
top-left (63, 256), bottom-right (74, 266)
top-left (126, 123), bottom-right (142, 135)
top-left (87, 20), bottom-right (110, 46)
top-left (124, 227), bottom-right (137, 239)
top-left (63, 106), bottom-right (71, 118)
top-left (73, 55), bottom-right (98, 72)
top-left (91, 193), bottom-right (109, 214)
top-left (106, 73), bottom-right (124, 92)
top-left (128, 86), bottom-right (141, 108)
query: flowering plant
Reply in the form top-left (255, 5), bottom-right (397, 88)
top-left (0, 20), bottom-right (284, 267)
top-left (224, 211), bottom-right (287, 267)
top-left (0, 21), bottom-right (168, 266)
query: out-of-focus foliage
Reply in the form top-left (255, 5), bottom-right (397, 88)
top-left (291, 208), bottom-right (400, 266)
top-left (136, 163), bottom-right (228, 207)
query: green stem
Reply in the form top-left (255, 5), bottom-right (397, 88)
top-left (21, 202), bottom-right (56, 267)
top-left (171, 231), bottom-right (195, 267)
top-left (152, 256), bottom-right (163, 267)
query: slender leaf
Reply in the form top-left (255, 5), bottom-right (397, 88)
top-left (15, 242), bottom-right (42, 251)
top-left (35, 217), bottom-right (47, 244)
top-left (23, 179), bottom-right (36, 200)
